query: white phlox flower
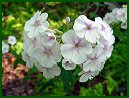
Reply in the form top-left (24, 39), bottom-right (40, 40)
top-left (24, 11), bottom-right (49, 38)
top-left (83, 47), bottom-right (106, 72)
top-left (95, 17), bottom-right (113, 41)
top-left (33, 42), bottom-right (62, 68)
top-left (61, 30), bottom-right (93, 64)
top-left (73, 15), bottom-right (100, 43)
top-left (8, 35), bottom-right (17, 45)
top-left (103, 6), bottom-right (127, 30)
top-left (103, 13), bottom-right (114, 24)
top-left (2, 42), bottom-right (9, 54)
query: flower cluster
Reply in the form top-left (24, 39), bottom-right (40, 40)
top-left (61, 15), bottom-right (115, 82)
top-left (22, 11), bottom-right (115, 82)
top-left (103, 5), bottom-right (127, 29)
top-left (22, 11), bottom-right (61, 79)
top-left (2, 35), bottom-right (17, 54)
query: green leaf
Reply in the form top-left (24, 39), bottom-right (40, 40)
top-left (106, 75), bottom-right (118, 95)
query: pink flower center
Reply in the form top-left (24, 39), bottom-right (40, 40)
top-left (75, 43), bottom-right (80, 48)
top-left (34, 20), bottom-right (41, 27)
top-left (73, 39), bottom-right (82, 48)
top-left (31, 38), bottom-right (37, 47)
top-left (85, 24), bottom-right (92, 30)
top-left (44, 48), bottom-right (52, 57)
top-left (91, 56), bottom-right (97, 62)
top-left (101, 24), bottom-right (106, 31)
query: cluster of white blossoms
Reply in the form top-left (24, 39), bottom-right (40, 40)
top-left (61, 15), bottom-right (115, 82)
top-left (22, 11), bottom-right (115, 82)
top-left (103, 5), bottom-right (127, 29)
top-left (2, 35), bottom-right (17, 54)
top-left (22, 11), bottom-right (61, 79)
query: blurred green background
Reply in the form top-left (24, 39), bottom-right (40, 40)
top-left (2, 2), bottom-right (127, 96)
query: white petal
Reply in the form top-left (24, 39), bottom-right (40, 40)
top-left (39, 12), bottom-right (48, 22)
top-left (21, 51), bottom-right (27, 62)
top-left (31, 11), bottom-right (41, 22)
top-left (24, 20), bottom-right (33, 31)
top-left (26, 58), bottom-right (34, 68)
top-left (98, 54), bottom-right (107, 62)
top-left (53, 51), bottom-right (62, 62)
top-left (38, 21), bottom-right (49, 33)
top-left (83, 60), bottom-right (92, 72)
top-left (28, 27), bottom-right (39, 38)
top-left (104, 46), bottom-right (113, 58)
top-left (41, 55), bottom-right (56, 68)
top-left (62, 30), bottom-right (78, 44)
top-left (73, 15), bottom-right (89, 31)
top-left (27, 46), bottom-right (34, 58)
top-left (61, 44), bottom-right (74, 60)
top-left (85, 31), bottom-right (97, 43)
top-left (79, 73), bottom-right (89, 82)
top-left (90, 61), bottom-right (101, 71)
top-left (43, 65), bottom-right (61, 79)
top-left (75, 30), bottom-right (85, 38)
top-left (35, 63), bottom-right (45, 72)
top-left (72, 49), bottom-right (86, 64)
top-left (80, 40), bottom-right (93, 55)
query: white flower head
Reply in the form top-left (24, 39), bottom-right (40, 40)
top-left (79, 70), bottom-right (99, 82)
top-left (2, 42), bottom-right (9, 54)
top-left (61, 30), bottom-right (93, 64)
top-left (121, 22), bottom-right (127, 29)
top-left (103, 12), bottom-right (114, 24)
top-left (95, 17), bottom-right (113, 41)
top-left (41, 29), bottom-right (56, 47)
top-left (8, 35), bottom-right (17, 45)
top-left (35, 63), bottom-right (61, 79)
top-left (73, 15), bottom-right (100, 43)
top-left (111, 8), bottom-right (119, 23)
top-left (83, 47), bottom-right (106, 72)
top-left (116, 8), bottom-right (127, 23)
top-left (34, 42), bottom-right (62, 68)
top-left (62, 59), bottom-right (76, 70)
top-left (24, 11), bottom-right (49, 38)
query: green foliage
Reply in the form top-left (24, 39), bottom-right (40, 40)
top-left (80, 83), bottom-right (104, 96)
top-left (106, 75), bottom-right (118, 95)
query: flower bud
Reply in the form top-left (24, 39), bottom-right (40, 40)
top-left (121, 22), bottom-right (127, 29)
top-left (65, 17), bottom-right (70, 23)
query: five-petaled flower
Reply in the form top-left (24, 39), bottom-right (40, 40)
top-left (24, 11), bottom-right (49, 38)
top-left (73, 15), bottom-right (100, 43)
top-left (83, 47), bottom-right (106, 72)
top-left (61, 30), bottom-right (93, 64)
